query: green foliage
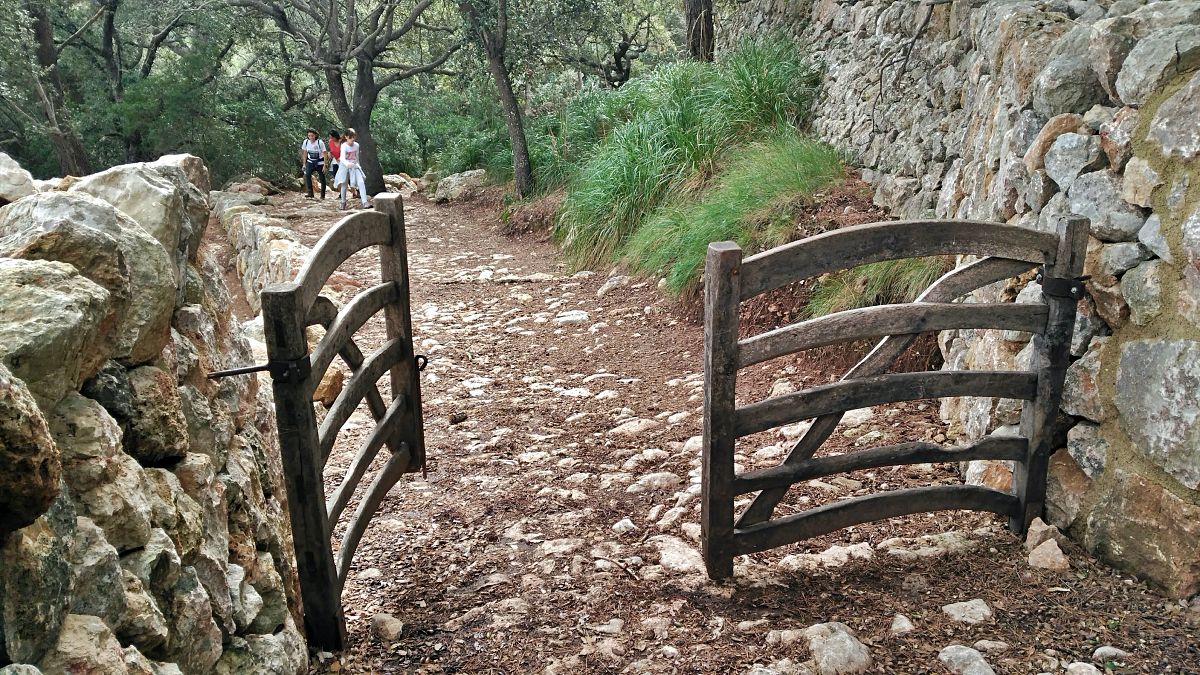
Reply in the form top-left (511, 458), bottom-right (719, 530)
top-left (805, 257), bottom-right (952, 318)
top-left (622, 128), bottom-right (842, 293)
top-left (552, 34), bottom-right (824, 267)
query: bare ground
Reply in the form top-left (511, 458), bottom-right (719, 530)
top-left (239, 191), bottom-right (1197, 674)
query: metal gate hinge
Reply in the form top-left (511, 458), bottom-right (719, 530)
top-left (207, 355), bottom-right (312, 382)
top-left (1036, 268), bottom-right (1088, 300)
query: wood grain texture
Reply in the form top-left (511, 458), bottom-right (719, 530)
top-left (738, 302), bottom-right (1048, 367)
top-left (326, 395), bottom-right (411, 525)
top-left (732, 436), bottom-right (1028, 495)
top-left (702, 242), bottom-right (742, 580)
top-left (735, 370), bottom-right (1038, 438)
top-left (308, 281), bottom-right (400, 386)
top-left (738, 220), bottom-right (1059, 299)
top-left (317, 339), bottom-right (407, 465)
top-left (733, 485), bottom-right (1021, 555)
top-left (735, 256), bottom-right (1037, 528)
top-left (292, 210), bottom-right (392, 313)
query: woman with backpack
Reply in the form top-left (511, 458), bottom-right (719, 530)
top-left (299, 128), bottom-right (328, 199)
top-left (334, 128), bottom-right (370, 210)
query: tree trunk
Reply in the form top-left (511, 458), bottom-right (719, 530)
top-left (354, 114), bottom-right (387, 196)
top-left (25, 0), bottom-right (90, 175)
top-left (685, 0), bottom-right (714, 62)
top-left (484, 47), bottom-right (533, 198)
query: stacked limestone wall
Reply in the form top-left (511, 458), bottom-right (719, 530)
top-left (0, 155), bottom-right (308, 673)
top-left (728, 0), bottom-right (1200, 597)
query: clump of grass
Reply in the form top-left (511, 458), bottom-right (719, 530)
top-left (622, 128), bottom-right (843, 293)
top-left (553, 34), bottom-right (822, 267)
top-left (805, 257), bottom-right (953, 317)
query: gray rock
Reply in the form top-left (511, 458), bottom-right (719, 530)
top-left (119, 528), bottom-right (182, 597)
top-left (1023, 169), bottom-right (1057, 214)
top-left (1099, 107), bottom-right (1139, 170)
top-left (1097, 242), bottom-right (1150, 278)
top-left (1067, 422), bottom-right (1109, 478)
top-left (938, 645), bottom-right (996, 675)
top-left (596, 275), bottom-right (630, 298)
top-left (1037, 192), bottom-right (1072, 234)
top-left (1121, 259), bottom-right (1164, 326)
top-left (1063, 337), bottom-right (1107, 422)
top-left (1148, 70), bottom-right (1200, 159)
top-left (143, 468), bottom-right (205, 563)
top-left (116, 569), bottom-right (169, 653)
top-left (226, 563), bottom-right (263, 633)
top-left (1044, 133), bottom-right (1105, 191)
top-left (36, 614), bottom-right (128, 675)
top-left (0, 363), bottom-right (60, 533)
top-left (172, 454), bottom-right (232, 635)
top-left (149, 154), bottom-right (211, 194)
top-left (802, 622), bottom-right (872, 674)
top-left (942, 598), bottom-right (993, 624)
top-left (1032, 53), bottom-right (1106, 117)
top-left (0, 258), bottom-right (110, 408)
top-left (67, 516), bottom-right (128, 625)
top-left (0, 153), bottom-right (35, 205)
top-left (1069, 171), bottom-right (1146, 241)
top-left (1082, 105), bottom-right (1116, 131)
top-left (1066, 662), bottom-right (1103, 675)
top-left (245, 551), bottom-right (289, 634)
top-left (178, 386), bottom-right (225, 467)
top-left (889, 614), bottom-right (915, 635)
top-left (371, 612), bottom-right (405, 642)
top-left (0, 666), bottom-right (43, 674)
top-left (1115, 26), bottom-right (1200, 106)
top-left (1115, 340), bottom-right (1200, 488)
top-left (161, 566), bottom-right (223, 675)
top-left (0, 192), bottom-right (176, 364)
top-left (123, 366), bottom-right (190, 465)
top-left (1088, 16), bottom-right (1143, 101)
top-left (1093, 645), bottom-right (1131, 661)
top-left (1071, 298), bottom-right (1108, 357)
top-left (433, 169), bottom-right (487, 203)
top-left (213, 615), bottom-right (306, 675)
top-left (1137, 214), bottom-right (1172, 263)
top-left (0, 493), bottom-right (75, 664)
top-left (49, 393), bottom-right (154, 551)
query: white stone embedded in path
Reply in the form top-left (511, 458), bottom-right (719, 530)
top-left (648, 535), bottom-right (705, 574)
top-left (802, 622), bottom-right (872, 675)
top-left (608, 417), bottom-right (660, 436)
top-left (553, 310), bottom-right (589, 324)
top-left (942, 599), bottom-right (993, 624)
top-left (889, 614), bottom-right (915, 635)
top-left (626, 472), bottom-right (682, 494)
top-left (938, 645), bottom-right (996, 675)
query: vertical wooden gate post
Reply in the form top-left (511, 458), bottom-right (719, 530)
top-left (262, 287), bottom-right (347, 649)
top-left (702, 241), bottom-right (742, 579)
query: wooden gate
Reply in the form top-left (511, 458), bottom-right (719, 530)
top-left (701, 216), bottom-right (1087, 579)
top-left (261, 194), bottom-right (424, 649)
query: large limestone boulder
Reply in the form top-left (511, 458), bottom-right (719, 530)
top-left (1068, 171), bottom-right (1146, 241)
top-left (433, 169), bottom-right (487, 203)
top-left (0, 493), bottom-right (76, 664)
top-left (149, 164), bottom-right (210, 268)
top-left (1115, 25), bottom-right (1200, 106)
top-left (36, 614), bottom-right (129, 675)
top-left (0, 192), bottom-right (176, 364)
top-left (0, 364), bottom-right (60, 533)
top-left (48, 393), bottom-right (154, 551)
top-left (1114, 340), bottom-right (1200, 489)
top-left (69, 163), bottom-right (189, 282)
top-left (149, 154), bottom-right (211, 194)
top-left (0, 154), bottom-right (35, 206)
top-left (1148, 70), bottom-right (1200, 160)
top-left (0, 258), bottom-right (110, 407)
top-left (1084, 464), bottom-right (1200, 597)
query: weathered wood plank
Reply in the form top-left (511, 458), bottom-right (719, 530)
top-left (317, 339), bottom-right (407, 465)
top-left (261, 286), bottom-right (346, 650)
top-left (326, 395), bottom-right (411, 525)
top-left (702, 241), bottom-right (742, 580)
top-left (738, 220), bottom-right (1059, 299)
top-left (735, 256), bottom-right (1037, 528)
top-left (732, 436), bottom-right (1028, 494)
top-left (1012, 216), bottom-right (1088, 532)
top-left (336, 443), bottom-right (411, 591)
top-left (733, 485), bottom-right (1021, 555)
top-left (736, 370), bottom-right (1038, 438)
top-left (739, 303), bottom-right (1048, 367)
top-left (308, 281), bottom-right (400, 386)
top-left (376, 194), bottom-right (426, 473)
top-left (292, 210), bottom-right (391, 314)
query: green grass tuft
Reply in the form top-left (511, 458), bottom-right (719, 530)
top-left (805, 257), bottom-right (953, 318)
top-left (622, 129), bottom-right (843, 294)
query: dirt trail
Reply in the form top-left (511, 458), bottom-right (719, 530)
top-left (257, 193), bottom-right (1194, 674)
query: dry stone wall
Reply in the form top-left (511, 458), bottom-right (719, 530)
top-left (729, 0), bottom-right (1200, 597)
top-left (0, 154), bottom-right (308, 673)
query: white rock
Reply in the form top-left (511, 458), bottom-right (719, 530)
top-left (597, 275), bottom-right (630, 298)
top-left (1027, 539), bottom-right (1070, 571)
top-left (1065, 663), bottom-right (1102, 675)
top-left (841, 408), bottom-right (875, 428)
top-left (938, 645), bottom-right (996, 675)
top-left (769, 379), bottom-right (796, 397)
top-left (0, 153), bottom-right (36, 204)
top-left (612, 517), bottom-right (638, 534)
top-left (765, 629), bottom-right (804, 646)
top-left (371, 613), bottom-right (404, 642)
top-left (553, 310), bottom-right (590, 324)
top-left (648, 535), bottom-right (705, 574)
top-left (942, 599), bottom-right (993, 624)
top-left (608, 418), bottom-right (660, 436)
top-left (1092, 646), bottom-right (1130, 661)
top-left (667, 411), bottom-right (690, 424)
top-left (780, 421), bottom-right (813, 440)
top-left (626, 472), bottom-right (682, 494)
top-left (589, 618), bottom-right (624, 635)
top-left (890, 614), bottom-right (915, 635)
top-left (972, 640), bottom-right (1009, 654)
top-left (802, 622), bottom-right (872, 675)
top-left (594, 390), bottom-right (619, 400)
top-left (683, 435), bottom-right (703, 454)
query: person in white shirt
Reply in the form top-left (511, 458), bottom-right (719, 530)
top-left (334, 128), bottom-right (370, 210)
top-left (298, 128), bottom-right (328, 199)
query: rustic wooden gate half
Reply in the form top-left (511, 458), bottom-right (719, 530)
top-left (701, 216), bottom-right (1087, 579)
top-left (261, 194), bottom-right (424, 649)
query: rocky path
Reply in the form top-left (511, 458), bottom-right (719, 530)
top-left (255, 193), bottom-right (1195, 674)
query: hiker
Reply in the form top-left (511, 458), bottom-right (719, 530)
top-left (334, 128), bottom-right (370, 210)
top-left (327, 129), bottom-right (341, 181)
top-left (299, 128), bottom-right (327, 199)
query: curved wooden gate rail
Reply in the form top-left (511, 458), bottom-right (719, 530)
top-left (261, 193), bottom-right (424, 649)
top-left (701, 216), bottom-right (1088, 579)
